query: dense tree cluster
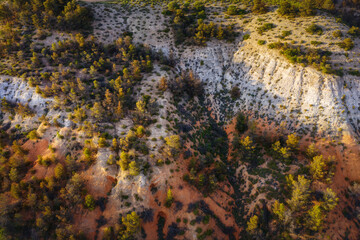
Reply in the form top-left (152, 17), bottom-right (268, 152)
top-left (0, 130), bottom-right (94, 239)
top-left (0, 0), bottom-right (92, 31)
top-left (163, 0), bottom-right (237, 45)
top-left (230, 115), bottom-right (339, 238)
top-left (267, 41), bottom-right (342, 76)
top-left (277, 0), bottom-right (334, 17)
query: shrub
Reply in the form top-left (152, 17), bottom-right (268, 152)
top-left (252, 0), bottom-right (268, 14)
top-left (258, 40), bottom-right (266, 45)
top-left (243, 34), bottom-right (250, 40)
top-left (84, 194), bottom-right (96, 210)
top-left (230, 86), bottom-right (240, 99)
top-left (305, 24), bottom-right (323, 35)
top-left (348, 69), bottom-right (360, 76)
top-left (348, 26), bottom-right (360, 37)
top-left (257, 23), bottom-right (275, 34)
top-left (129, 161), bottom-right (140, 176)
top-left (280, 30), bottom-right (292, 39)
top-left (235, 113), bottom-right (248, 134)
top-left (165, 135), bottom-right (181, 149)
top-left (226, 6), bottom-right (240, 15)
top-left (310, 41), bottom-right (322, 46)
top-left (98, 137), bottom-right (107, 148)
top-left (338, 38), bottom-right (354, 51)
top-left (278, 1), bottom-right (298, 17)
top-left (332, 30), bottom-right (343, 38)
top-left (54, 163), bottom-right (65, 179)
top-left (27, 130), bottom-right (38, 140)
top-left (268, 41), bottom-right (284, 49)
top-left (165, 188), bottom-right (174, 207)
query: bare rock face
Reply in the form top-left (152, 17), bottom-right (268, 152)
top-left (0, 76), bottom-right (52, 115)
top-left (176, 41), bottom-right (360, 139)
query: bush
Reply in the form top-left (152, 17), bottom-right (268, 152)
top-left (278, 1), bottom-right (298, 17)
top-left (27, 130), bottom-right (38, 140)
top-left (243, 34), bottom-right (250, 40)
top-left (235, 113), bottom-right (248, 134)
top-left (267, 41), bottom-right (338, 74)
top-left (98, 137), bottom-right (107, 148)
top-left (305, 24), bottom-right (323, 35)
top-left (226, 6), bottom-right (239, 15)
top-left (280, 30), bottom-right (292, 39)
top-left (54, 163), bottom-right (65, 179)
top-left (348, 26), bottom-right (360, 37)
top-left (268, 41), bottom-right (284, 49)
top-left (230, 86), bottom-right (240, 99)
top-left (257, 23), bottom-right (276, 34)
top-left (252, 0), bottom-right (268, 14)
top-left (310, 41), bottom-right (322, 46)
top-left (338, 38), bottom-right (354, 51)
top-left (258, 40), bottom-right (266, 45)
top-left (333, 30), bottom-right (343, 38)
top-left (348, 69), bottom-right (360, 76)
top-left (84, 194), bottom-right (96, 210)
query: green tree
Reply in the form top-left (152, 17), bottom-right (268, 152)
top-left (286, 133), bottom-right (299, 151)
top-left (136, 100), bottom-right (146, 113)
top-left (83, 147), bottom-right (92, 162)
top-left (246, 215), bottom-right (258, 233)
top-left (278, 0), bottom-right (298, 17)
top-left (98, 137), bottom-right (107, 148)
top-left (286, 175), bottom-right (310, 210)
top-left (136, 126), bottom-right (145, 137)
top-left (299, 0), bottom-right (315, 16)
top-left (119, 152), bottom-right (129, 171)
top-left (107, 154), bottom-right (115, 165)
top-left (307, 203), bottom-right (323, 231)
top-left (322, 188), bottom-right (338, 211)
top-left (252, 0), bottom-right (267, 14)
top-left (272, 200), bottom-right (285, 221)
top-left (55, 163), bottom-right (65, 179)
top-left (129, 161), bottom-right (139, 176)
top-left (165, 188), bottom-right (174, 207)
top-left (9, 168), bottom-right (18, 182)
top-left (235, 113), bottom-right (248, 133)
top-left (10, 183), bottom-right (20, 199)
top-left (338, 38), bottom-right (354, 50)
top-left (272, 141), bottom-right (291, 160)
top-left (306, 143), bottom-right (318, 158)
top-left (112, 138), bottom-right (118, 151)
top-left (84, 194), bottom-right (96, 210)
top-left (91, 102), bottom-right (104, 120)
top-left (165, 135), bottom-right (181, 150)
top-left (167, 1), bottom-right (179, 12)
top-left (226, 6), bottom-right (239, 15)
top-left (310, 155), bottom-right (326, 180)
top-left (322, 0), bottom-right (335, 10)
top-left (348, 26), bottom-right (360, 37)
top-left (121, 212), bottom-right (140, 239)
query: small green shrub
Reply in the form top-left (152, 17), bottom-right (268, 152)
top-left (310, 41), bottom-right (322, 46)
top-left (305, 24), bottom-right (323, 35)
top-left (332, 30), bottom-right (343, 38)
top-left (348, 26), bottom-right (360, 37)
top-left (338, 38), bottom-right (354, 51)
top-left (243, 34), bottom-right (250, 40)
top-left (257, 23), bottom-right (275, 34)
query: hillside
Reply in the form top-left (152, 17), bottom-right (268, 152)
top-left (0, 0), bottom-right (360, 239)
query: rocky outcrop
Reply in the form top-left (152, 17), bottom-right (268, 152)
top-left (0, 76), bottom-right (52, 116)
top-left (177, 41), bottom-right (360, 139)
